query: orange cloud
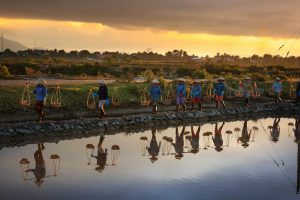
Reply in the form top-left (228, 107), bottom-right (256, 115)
top-left (0, 17), bottom-right (299, 57)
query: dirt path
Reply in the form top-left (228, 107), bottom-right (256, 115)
top-left (0, 78), bottom-right (116, 86)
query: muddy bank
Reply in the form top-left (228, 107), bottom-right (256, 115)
top-left (0, 97), bottom-right (275, 123)
top-left (0, 102), bottom-right (299, 149)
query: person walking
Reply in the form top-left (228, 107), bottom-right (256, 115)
top-left (176, 78), bottom-right (187, 112)
top-left (272, 77), bottom-right (282, 103)
top-left (97, 80), bottom-right (108, 118)
top-left (214, 77), bottom-right (226, 109)
top-left (33, 78), bottom-right (48, 122)
top-left (190, 79), bottom-right (203, 111)
top-left (150, 79), bottom-right (161, 114)
top-left (239, 77), bottom-right (253, 107)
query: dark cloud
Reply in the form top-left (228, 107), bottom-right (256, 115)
top-left (0, 0), bottom-right (299, 37)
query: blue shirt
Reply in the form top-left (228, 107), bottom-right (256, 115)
top-left (215, 82), bottom-right (225, 96)
top-left (190, 84), bottom-right (202, 98)
top-left (150, 85), bottom-right (161, 100)
top-left (272, 82), bottom-right (282, 93)
top-left (33, 84), bottom-right (47, 101)
top-left (176, 83), bottom-right (186, 97)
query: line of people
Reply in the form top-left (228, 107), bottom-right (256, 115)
top-left (31, 77), bottom-right (300, 121)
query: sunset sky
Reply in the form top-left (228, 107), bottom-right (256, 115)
top-left (0, 0), bottom-right (300, 57)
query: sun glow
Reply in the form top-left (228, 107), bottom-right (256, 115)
top-left (0, 17), bottom-right (299, 56)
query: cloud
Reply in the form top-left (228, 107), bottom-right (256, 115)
top-left (0, 0), bottom-right (299, 37)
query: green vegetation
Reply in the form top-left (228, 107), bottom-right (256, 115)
top-left (0, 80), bottom-right (297, 114)
top-left (0, 65), bottom-right (11, 78)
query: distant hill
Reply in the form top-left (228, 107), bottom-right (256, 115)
top-left (0, 37), bottom-right (28, 51)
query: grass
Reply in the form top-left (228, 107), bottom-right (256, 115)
top-left (0, 81), bottom-right (297, 113)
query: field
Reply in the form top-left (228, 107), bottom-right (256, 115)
top-left (0, 79), bottom-right (297, 114)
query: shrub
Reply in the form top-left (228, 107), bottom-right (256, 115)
top-left (0, 65), bottom-right (11, 78)
top-left (193, 68), bottom-right (208, 79)
top-left (141, 69), bottom-right (155, 81)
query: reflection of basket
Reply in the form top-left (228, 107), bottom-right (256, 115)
top-left (86, 88), bottom-right (96, 110)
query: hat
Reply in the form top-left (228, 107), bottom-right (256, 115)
top-left (275, 77), bottom-right (281, 81)
top-left (178, 78), bottom-right (185, 82)
top-left (152, 79), bottom-right (160, 84)
top-left (99, 80), bottom-right (106, 84)
top-left (36, 78), bottom-right (47, 85)
top-left (175, 154), bottom-right (183, 159)
top-left (217, 77), bottom-right (225, 81)
top-left (34, 179), bottom-right (44, 187)
top-left (149, 156), bottom-right (158, 163)
top-left (193, 79), bottom-right (200, 83)
top-left (245, 77), bottom-right (251, 80)
top-left (95, 166), bottom-right (105, 172)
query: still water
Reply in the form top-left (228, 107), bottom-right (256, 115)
top-left (0, 117), bottom-right (300, 200)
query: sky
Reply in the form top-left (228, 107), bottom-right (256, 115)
top-left (0, 0), bottom-right (300, 57)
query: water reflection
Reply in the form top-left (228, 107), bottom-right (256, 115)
top-left (146, 128), bottom-right (161, 163)
top-left (188, 126), bottom-right (200, 154)
top-left (270, 118), bottom-right (281, 143)
top-left (295, 116), bottom-right (300, 194)
top-left (85, 136), bottom-right (120, 172)
top-left (213, 122), bottom-right (225, 152)
top-left (238, 121), bottom-right (251, 148)
top-left (19, 143), bottom-right (60, 186)
top-left (172, 126), bottom-right (186, 159)
top-left (7, 117), bottom-right (300, 199)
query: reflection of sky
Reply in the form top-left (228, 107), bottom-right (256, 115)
top-left (0, 118), bottom-right (299, 200)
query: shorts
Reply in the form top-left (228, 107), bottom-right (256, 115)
top-left (244, 91), bottom-right (250, 98)
top-left (274, 92), bottom-right (281, 97)
top-left (34, 101), bottom-right (44, 112)
top-left (176, 97), bottom-right (185, 105)
top-left (151, 99), bottom-right (159, 105)
top-left (98, 100), bottom-right (106, 108)
top-left (215, 95), bottom-right (223, 101)
top-left (192, 97), bottom-right (201, 104)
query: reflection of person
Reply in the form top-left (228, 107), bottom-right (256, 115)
top-left (212, 122), bottom-right (224, 152)
top-left (214, 78), bottom-right (225, 109)
top-left (26, 143), bottom-right (46, 186)
top-left (189, 126), bottom-right (200, 153)
top-left (272, 77), bottom-right (282, 103)
top-left (190, 80), bottom-right (202, 111)
top-left (150, 79), bottom-right (161, 114)
top-left (294, 116), bottom-right (300, 143)
top-left (239, 121), bottom-right (252, 148)
top-left (239, 77), bottom-right (253, 107)
top-left (270, 118), bottom-right (280, 142)
top-left (97, 80), bottom-right (108, 118)
top-left (92, 136), bottom-right (108, 172)
top-left (172, 126), bottom-right (186, 159)
top-left (176, 78), bottom-right (187, 112)
top-left (33, 78), bottom-right (48, 122)
top-left (146, 128), bottom-right (161, 163)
